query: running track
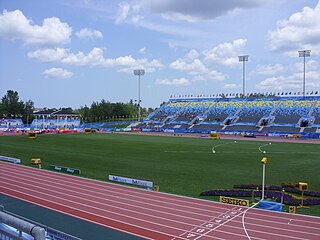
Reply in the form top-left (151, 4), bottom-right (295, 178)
top-left (0, 162), bottom-right (319, 240)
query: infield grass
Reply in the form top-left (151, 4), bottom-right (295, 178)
top-left (1, 132), bottom-right (320, 216)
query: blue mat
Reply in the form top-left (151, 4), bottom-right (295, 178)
top-left (259, 200), bottom-right (282, 212)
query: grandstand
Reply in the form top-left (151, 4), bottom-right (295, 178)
top-left (139, 96), bottom-right (320, 138)
top-left (32, 109), bottom-right (80, 129)
top-left (0, 119), bottom-right (23, 128)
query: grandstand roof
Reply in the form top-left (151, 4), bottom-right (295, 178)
top-left (33, 108), bottom-right (80, 117)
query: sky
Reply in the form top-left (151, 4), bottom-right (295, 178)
top-left (1, 0), bottom-right (320, 109)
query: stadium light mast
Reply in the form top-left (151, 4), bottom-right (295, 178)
top-left (298, 50), bottom-right (311, 98)
top-left (238, 55), bottom-right (249, 96)
top-left (133, 69), bottom-right (145, 122)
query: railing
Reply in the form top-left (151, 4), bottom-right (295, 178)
top-left (0, 206), bottom-right (81, 240)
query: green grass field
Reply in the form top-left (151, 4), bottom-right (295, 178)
top-left (1, 132), bottom-right (320, 216)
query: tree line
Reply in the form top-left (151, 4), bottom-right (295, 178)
top-left (0, 90), bottom-right (155, 124)
top-left (78, 100), bottom-right (154, 123)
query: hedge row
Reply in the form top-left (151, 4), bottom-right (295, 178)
top-left (200, 189), bottom-right (320, 206)
top-left (233, 184), bottom-right (320, 197)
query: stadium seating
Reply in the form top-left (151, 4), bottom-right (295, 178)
top-left (237, 100), bottom-right (276, 123)
top-left (313, 100), bottom-right (320, 124)
top-left (205, 100), bottom-right (242, 123)
top-left (31, 119), bottom-right (80, 128)
top-left (272, 100), bottom-right (314, 124)
top-left (0, 119), bottom-right (24, 127)
top-left (142, 96), bottom-right (320, 137)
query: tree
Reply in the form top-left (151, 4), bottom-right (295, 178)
top-left (0, 90), bottom-right (24, 118)
top-left (22, 100), bottom-right (35, 124)
top-left (77, 105), bottom-right (90, 123)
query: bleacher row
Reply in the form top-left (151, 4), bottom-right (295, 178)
top-left (31, 119), bottom-right (80, 128)
top-left (138, 96), bottom-right (320, 135)
top-left (0, 119), bottom-right (24, 127)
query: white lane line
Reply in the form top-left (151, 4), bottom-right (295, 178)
top-left (0, 169), bottom-right (234, 220)
top-left (0, 183), bottom-right (187, 239)
top-left (0, 167), bottom-right (242, 216)
top-left (242, 202), bottom-right (260, 240)
top-left (1, 164), bottom-right (319, 229)
top-left (0, 165), bottom-right (320, 240)
top-left (193, 207), bottom-right (248, 240)
top-left (171, 206), bottom-right (241, 240)
top-left (1, 162), bottom-right (320, 226)
top-left (7, 171), bottom-right (318, 240)
top-left (0, 190), bottom-right (154, 240)
top-left (0, 173), bottom-right (205, 228)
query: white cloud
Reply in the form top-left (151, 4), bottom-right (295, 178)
top-left (139, 47), bottom-right (146, 54)
top-left (27, 48), bottom-right (67, 62)
top-left (170, 58), bottom-right (206, 74)
top-left (256, 75), bottom-right (301, 90)
top-left (115, 2), bottom-right (131, 24)
top-left (203, 39), bottom-right (247, 66)
top-left (167, 39), bottom-right (248, 83)
top-left (169, 57), bottom-right (225, 82)
top-left (256, 61), bottom-right (320, 90)
top-left (76, 28), bottom-right (103, 39)
top-left (117, 58), bottom-right (164, 73)
top-left (0, 9), bottom-right (72, 46)
top-left (168, 40), bottom-right (245, 82)
top-left (267, 3), bottom-right (320, 56)
top-left (256, 71), bottom-right (320, 91)
top-left (254, 64), bottom-right (285, 75)
top-left (223, 83), bottom-right (239, 89)
top-left (28, 47), bottom-right (163, 72)
top-left (155, 77), bottom-right (191, 86)
top-left (184, 49), bottom-right (200, 61)
top-left (206, 70), bottom-right (225, 81)
top-left (113, 2), bottom-right (212, 40)
top-left (43, 68), bottom-right (73, 79)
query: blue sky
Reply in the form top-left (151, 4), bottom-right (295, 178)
top-left (1, 0), bottom-right (320, 109)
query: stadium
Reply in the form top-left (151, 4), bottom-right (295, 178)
top-left (1, 93), bottom-right (320, 239)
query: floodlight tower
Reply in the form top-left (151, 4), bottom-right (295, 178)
top-left (238, 55), bottom-right (249, 96)
top-left (133, 69), bottom-right (145, 122)
top-left (298, 50), bottom-right (311, 98)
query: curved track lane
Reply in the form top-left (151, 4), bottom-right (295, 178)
top-left (0, 162), bottom-right (319, 240)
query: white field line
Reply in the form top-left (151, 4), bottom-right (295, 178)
top-left (212, 141), bottom-right (237, 154)
top-left (258, 142), bottom-right (272, 153)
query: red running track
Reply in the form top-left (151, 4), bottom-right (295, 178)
top-left (0, 162), bottom-right (320, 240)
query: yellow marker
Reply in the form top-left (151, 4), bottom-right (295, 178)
top-left (261, 157), bottom-right (268, 164)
